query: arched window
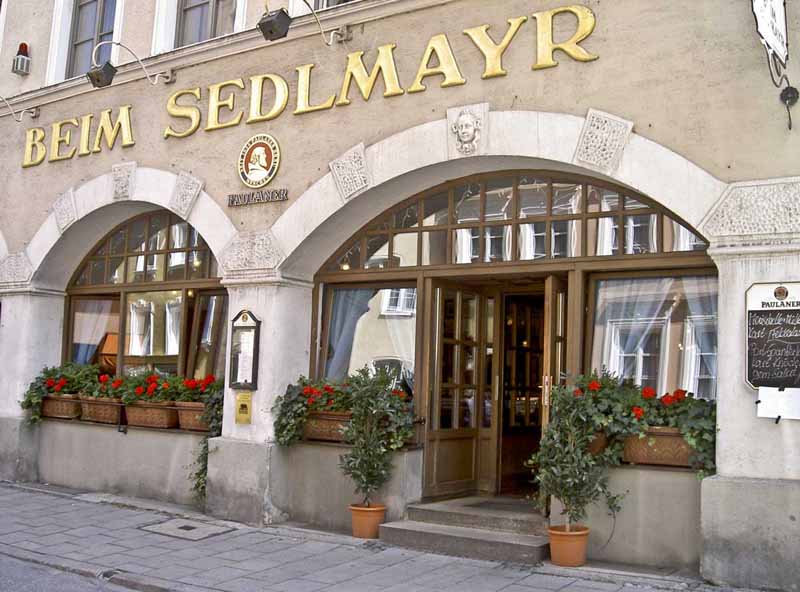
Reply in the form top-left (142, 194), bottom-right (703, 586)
top-left (322, 172), bottom-right (707, 273)
top-left (67, 210), bottom-right (226, 379)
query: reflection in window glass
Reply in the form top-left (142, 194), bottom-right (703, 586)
top-left (393, 233), bottom-right (418, 267)
top-left (484, 226), bottom-right (512, 262)
top-left (190, 294), bottom-right (228, 379)
top-left (423, 192), bottom-right (449, 226)
top-left (71, 299), bottom-right (120, 373)
top-left (552, 183), bottom-right (581, 215)
top-left (551, 220), bottom-right (580, 258)
top-left (454, 228), bottom-right (480, 264)
top-left (519, 223), bottom-right (546, 260)
top-left (590, 276), bottom-right (718, 399)
top-left (624, 214), bottom-right (657, 254)
top-left (393, 203), bottom-right (419, 229)
top-left (454, 183), bottom-right (481, 224)
top-left (587, 187), bottom-right (620, 212)
top-left (125, 291), bottom-right (183, 357)
top-left (518, 177), bottom-right (547, 218)
top-left (588, 217), bottom-right (619, 256)
top-left (485, 178), bottom-right (514, 221)
top-left (665, 220), bottom-right (707, 252)
top-left (421, 231), bottom-right (447, 265)
top-left (365, 234), bottom-right (391, 269)
top-left (324, 288), bottom-right (417, 388)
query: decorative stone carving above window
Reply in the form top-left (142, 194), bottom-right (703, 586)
top-left (169, 171), bottom-right (204, 219)
top-left (447, 102), bottom-right (489, 160)
top-left (53, 188), bottom-right (77, 234)
top-left (701, 178), bottom-right (800, 248)
top-left (111, 161), bottom-right (137, 201)
top-left (330, 143), bottom-right (370, 202)
top-left (573, 109), bottom-right (633, 175)
top-left (0, 252), bottom-right (34, 285)
top-left (221, 230), bottom-right (284, 275)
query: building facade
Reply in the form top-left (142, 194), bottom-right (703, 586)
top-left (0, 1), bottom-right (799, 589)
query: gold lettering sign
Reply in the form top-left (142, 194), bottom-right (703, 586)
top-left (21, 5), bottom-right (598, 168)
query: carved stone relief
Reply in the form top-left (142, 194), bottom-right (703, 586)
top-left (573, 109), bottom-right (633, 175)
top-left (53, 188), bottom-right (77, 234)
top-left (447, 102), bottom-right (489, 160)
top-left (169, 171), bottom-right (204, 219)
top-left (111, 161), bottom-right (137, 201)
top-left (330, 143), bottom-right (370, 202)
top-left (221, 231), bottom-right (284, 274)
top-left (0, 253), bottom-right (34, 285)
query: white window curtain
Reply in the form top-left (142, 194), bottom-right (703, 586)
top-left (595, 194), bottom-right (616, 256)
top-left (72, 300), bottom-right (113, 364)
top-left (455, 228), bottom-right (476, 264)
top-left (165, 299), bottom-right (182, 355)
top-left (128, 301), bottom-right (153, 356)
top-left (519, 224), bottom-right (545, 260)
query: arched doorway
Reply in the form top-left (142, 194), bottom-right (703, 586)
top-left (311, 170), bottom-right (717, 498)
top-left (65, 210), bottom-right (227, 379)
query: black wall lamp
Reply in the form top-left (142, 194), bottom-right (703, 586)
top-left (257, 1), bottom-right (351, 45)
top-left (0, 95), bottom-right (38, 122)
top-left (86, 41), bottom-right (175, 89)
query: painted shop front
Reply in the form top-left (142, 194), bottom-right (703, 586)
top-left (1, 0), bottom-right (799, 589)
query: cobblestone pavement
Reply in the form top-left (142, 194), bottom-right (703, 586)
top-left (0, 483), bottom-right (751, 592)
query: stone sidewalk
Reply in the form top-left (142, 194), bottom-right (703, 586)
top-left (0, 482), bottom-right (748, 592)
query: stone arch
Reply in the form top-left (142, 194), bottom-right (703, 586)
top-left (24, 163), bottom-right (238, 291)
top-left (272, 109), bottom-right (728, 280)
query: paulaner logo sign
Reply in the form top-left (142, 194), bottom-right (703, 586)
top-left (21, 4), bottom-right (598, 169)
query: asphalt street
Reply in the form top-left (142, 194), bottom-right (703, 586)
top-left (0, 554), bottom-right (129, 592)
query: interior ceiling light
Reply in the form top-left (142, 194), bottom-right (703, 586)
top-left (86, 41), bottom-right (174, 89)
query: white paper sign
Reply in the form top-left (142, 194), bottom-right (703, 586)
top-left (757, 387), bottom-right (800, 420)
top-left (236, 330), bottom-right (254, 385)
top-left (752, 0), bottom-right (788, 65)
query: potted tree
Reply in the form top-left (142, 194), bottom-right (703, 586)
top-left (530, 382), bottom-right (622, 567)
top-left (339, 368), bottom-right (413, 539)
top-left (175, 375), bottom-right (219, 431)
top-left (80, 373), bottom-right (125, 424)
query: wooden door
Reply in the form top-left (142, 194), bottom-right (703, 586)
top-left (423, 281), bottom-right (491, 498)
top-left (477, 288), bottom-right (501, 493)
top-left (540, 275), bottom-right (567, 434)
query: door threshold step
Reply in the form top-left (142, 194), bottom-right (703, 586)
top-left (380, 520), bottom-right (549, 563)
top-left (407, 496), bottom-right (548, 535)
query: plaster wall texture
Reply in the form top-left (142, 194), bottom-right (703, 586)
top-left (701, 475), bottom-right (800, 591)
top-left (0, 0), bottom-right (54, 97)
top-left (550, 466), bottom-right (701, 569)
top-left (37, 420), bottom-right (204, 506)
top-left (270, 441), bottom-right (423, 532)
top-left (1, 0), bottom-right (799, 256)
top-left (0, 417), bottom-right (39, 482)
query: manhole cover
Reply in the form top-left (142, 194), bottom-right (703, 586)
top-left (141, 519), bottom-right (234, 541)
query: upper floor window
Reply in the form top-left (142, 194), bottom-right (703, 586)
top-left (68, 0), bottom-right (116, 78)
top-left (176, 0), bottom-right (236, 47)
top-left (289, 0), bottom-right (360, 16)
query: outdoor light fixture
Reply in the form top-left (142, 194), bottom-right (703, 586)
top-left (11, 43), bottom-right (31, 76)
top-left (257, 0), bottom-right (350, 45)
top-left (0, 95), bottom-right (38, 122)
top-left (780, 85), bottom-right (799, 130)
top-left (86, 41), bottom-right (175, 89)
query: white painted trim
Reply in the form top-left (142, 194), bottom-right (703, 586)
top-left (288, 0), bottom-right (311, 16)
top-left (110, 0), bottom-right (125, 65)
top-left (45, 0), bottom-right (75, 85)
top-left (151, 0), bottom-right (178, 55)
top-left (234, 0), bottom-right (248, 32)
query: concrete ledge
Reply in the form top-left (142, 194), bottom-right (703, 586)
top-left (271, 441), bottom-right (423, 533)
top-left (0, 416), bottom-right (38, 482)
top-left (701, 475), bottom-right (800, 591)
top-left (36, 420), bottom-right (203, 507)
top-left (551, 466), bottom-right (701, 569)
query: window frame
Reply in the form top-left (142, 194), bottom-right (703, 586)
top-left (174, 0), bottom-right (237, 49)
top-left (66, 0), bottom-right (116, 79)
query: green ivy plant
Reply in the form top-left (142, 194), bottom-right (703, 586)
top-left (272, 378), bottom-right (354, 446)
top-left (192, 377), bottom-right (224, 501)
top-left (529, 382), bottom-right (623, 531)
top-left (339, 368), bottom-right (414, 507)
top-left (21, 363), bottom-right (99, 423)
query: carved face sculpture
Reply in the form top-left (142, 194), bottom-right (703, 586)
top-left (452, 109), bottom-right (481, 155)
top-left (249, 146), bottom-right (268, 170)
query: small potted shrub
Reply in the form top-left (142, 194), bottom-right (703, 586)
top-left (21, 363), bottom-right (98, 421)
top-left (530, 383), bottom-right (622, 567)
top-left (121, 373), bottom-right (179, 429)
top-left (339, 368), bottom-right (413, 539)
top-left (80, 373), bottom-right (125, 424)
top-left (175, 375), bottom-right (220, 431)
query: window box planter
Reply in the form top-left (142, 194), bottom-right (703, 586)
top-left (175, 401), bottom-right (209, 432)
top-left (125, 401), bottom-right (179, 429)
top-left (79, 396), bottom-right (122, 425)
top-left (303, 411), bottom-right (351, 442)
top-left (623, 426), bottom-right (691, 468)
top-left (42, 394), bottom-right (82, 419)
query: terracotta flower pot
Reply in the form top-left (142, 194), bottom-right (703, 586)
top-left (548, 525), bottom-right (590, 567)
top-left (304, 411), bottom-right (351, 442)
top-left (587, 432), bottom-right (608, 455)
top-left (175, 401), bottom-right (209, 431)
top-left (41, 394), bottom-right (82, 419)
top-left (79, 396), bottom-right (122, 425)
top-left (125, 401), bottom-right (179, 429)
top-left (349, 504), bottom-right (386, 539)
top-left (623, 426), bottom-right (691, 468)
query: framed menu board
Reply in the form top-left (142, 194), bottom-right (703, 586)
top-left (746, 282), bottom-right (800, 389)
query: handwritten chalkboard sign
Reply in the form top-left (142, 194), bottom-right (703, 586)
top-left (746, 283), bottom-right (800, 389)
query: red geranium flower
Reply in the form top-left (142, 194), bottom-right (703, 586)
top-left (641, 386), bottom-right (657, 399)
top-left (573, 388), bottom-right (583, 397)
top-left (303, 386), bottom-right (314, 395)
top-left (147, 374), bottom-right (159, 384)
top-left (588, 380), bottom-right (601, 392)
top-left (204, 374), bottom-right (216, 383)
top-left (199, 385), bottom-right (207, 392)
top-left (111, 379), bottom-right (123, 389)
top-left (161, 382), bottom-right (170, 390)
top-left (673, 389), bottom-right (687, 402)
top-left (99, 374), bottom-right (110, 384)
top-left (184, 379), bottom-right (198, 389)
top-left (135, 386), bottom-right (145, 396)
top-left (323, 385), bottom-right (335, 394)
top-left (54, 384), bottom-right (63, 392)
top-left (46, 378), bottom-right (56, 388)
top-left (661, 394), bottom-right (676, 407)
top-left (147, 383), bottom-right (158, 395)
top-left (632, 406), bottom-right (644, 420)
